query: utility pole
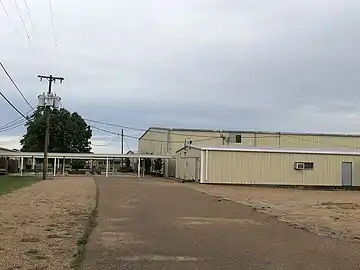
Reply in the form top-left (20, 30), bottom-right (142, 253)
top-left (121, 129), bottom-right (124, 154)
top-left (37, 75), bottom-right (64, 180)
top-left (121, 129), bottom-right (124, 169)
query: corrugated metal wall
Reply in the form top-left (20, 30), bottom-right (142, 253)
top-left (140, 128), bottom-right (360, 157)
top-left (204, 150), bottom-right (360, 186)
top-left (138, 128), bottom-right (168, 155)
top-left (176, 148), bottom-right (201, 180)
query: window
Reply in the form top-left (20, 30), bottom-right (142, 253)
top-left (228, 134), bottom-right (242, 143)
top-left (294, 162), bottom-right (314, 170)
top-left (304, 162), bottom-right (314, 169)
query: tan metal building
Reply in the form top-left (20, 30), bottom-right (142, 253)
top-left (139, 127), bottom-right (360, 177)
top-left (176, 145), bottom-right (360, 187)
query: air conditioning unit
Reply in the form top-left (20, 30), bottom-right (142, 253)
top-left (294, 162), bottom-right (305, 170)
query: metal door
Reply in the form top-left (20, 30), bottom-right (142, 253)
top-left (341, 162), bottom-right (352, 186)
top-left (195, 158), bottom-right (200, 181)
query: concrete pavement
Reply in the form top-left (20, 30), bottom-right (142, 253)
top-left (81, 177), bottom-right (360, 269)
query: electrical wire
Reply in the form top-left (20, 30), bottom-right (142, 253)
top-left (0, 0), bottom-right (17, 34)
top-left (0, 120), bottom-right (26, 133)
top-left (91, 136), bottom-right (119, 147)
top-left (13, 0), bottom-right (31, 43)
top-left (0, 109), bottom-right (33, 131)
top-left (87, 119), bottom-right (360, 149)
top-left (84, 118), bottom-right (145, 132)
top-left (85, 118), bottom-right (234, 138)
top-left (48, 0), bottom-right (57, 48)
top-left (0, 116), bottom-right (23, 130)
top-left (0, 92), bottom-right (28, 119)
top-left (23, 0), bottom-right (34, 30)
top-left (0, 119), bottom-right (26, 131)
top-left (124, 137), bottom-right (131, 152)
top-left (90, 125), bottom-right (221, 143)
top-left (0, 62), bottom-right (35, 111)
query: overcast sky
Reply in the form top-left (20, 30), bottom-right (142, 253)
top-left (1, 0), bottom-right (360, 153)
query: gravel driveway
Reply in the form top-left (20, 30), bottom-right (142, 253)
top-left (0, 177), bottom-right (96, 269)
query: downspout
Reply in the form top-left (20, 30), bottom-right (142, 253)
top-left (205, 150), bottom-right (209, 182)
top-left (200, 150), bottom-right (205, 183)
top-left (106, 157), bottom-right (109, 178)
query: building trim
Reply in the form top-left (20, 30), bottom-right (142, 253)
top-left (0, 152), bottom-right (174, 159)
top-left (138, 127), bottom-right (170, 141)
top-left (186, 145), bottom-right (360, 156)
top-left (141, 126), bottom-right (360, 138)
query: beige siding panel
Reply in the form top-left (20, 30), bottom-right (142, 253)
top-left (279, 134), bottom-right (358, 149)
top-left (140, 128), bottom-right (360, 157)
top-left (227, 133), bottom-right (255, 147)
top-left (170, 131), bottom-right (224, 155)
top-left (168, 159), bottom-right (176, 177)
top-left (175, 148), bottom-right (201, 180)
top-left (139, 128), bottom-right (168, 155)
top-left (255, 134), bottom-right (279, 147)
top-left (206, 151), bottom-right (360, 186)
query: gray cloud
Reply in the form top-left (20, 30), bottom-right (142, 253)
top-left (1, 0), bottom-right (360, 152)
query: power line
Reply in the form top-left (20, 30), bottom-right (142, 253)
top-left (90, 125), bottom-right (221, 143)
top-left (0, 91), bottom-right (27, 119)
top-left (85, 118), bottom-right (145, 132)
top-left (87, 118), bottom-right (360, 149)
top-left (48, 0), bottom-right (57, 48)
top-left (0, 109), bottom-right (33, 130)
top-left (85, 118), bottom-right (227, 138)
top-left (0, 116), bottom-right (23, 130)
top-left (92, 136), bottom-right (119, 147)
top-left (85, 118), bottom-right (282, 140)
top-left (0, 0), bottom-right (17, 34)
top-left (0, 118), bottom-right (26, 131)
top-left (0, 120), bottom-right (26, 133)
top-left (23, 0), bottom-right (34, 30)
top-left (0, 61), bottom-right (35, 111)
top-left (124, 137), bottom-right (131, 152)
top-left (13, 0), bottom-right (31, 43)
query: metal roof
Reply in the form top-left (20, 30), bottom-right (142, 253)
top-left (0, 147), bottom-right (16, 152)
top-left (0, 152), bottom-right (174, 159)
top-left (139, 126), bottom-right (360, 140)
top-left (182, 145), bottom-right (360, 156)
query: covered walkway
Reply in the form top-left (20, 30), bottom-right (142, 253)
top-left (0, 152), bottom-right (174, 177)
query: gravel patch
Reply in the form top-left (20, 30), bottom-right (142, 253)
top-left (0, 177), bottom-right (96, 269)
top-left (186, 184), bottom-right (360, 241)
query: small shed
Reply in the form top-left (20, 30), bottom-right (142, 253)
top-left (176, 145), bottom-right (360, 187)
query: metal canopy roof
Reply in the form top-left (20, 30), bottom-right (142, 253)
top-left (0, 152), bottom-right (174, 159)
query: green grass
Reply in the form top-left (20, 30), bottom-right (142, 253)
top-left (0, 176), bottom-right (41, 195)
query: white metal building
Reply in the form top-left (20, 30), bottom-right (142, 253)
top-left (176, 145), bottom-right (360, 187)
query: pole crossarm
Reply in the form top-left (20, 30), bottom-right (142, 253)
top-left (37, 75), bottom-right (64, 83)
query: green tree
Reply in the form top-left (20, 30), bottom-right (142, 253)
top-left (20, 108), bottom-right (92, 153)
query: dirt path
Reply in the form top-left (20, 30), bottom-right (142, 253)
top-left (82, 177), bottom-right (360, 270)
top-left (0, 177), bottom-right (96, 269)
